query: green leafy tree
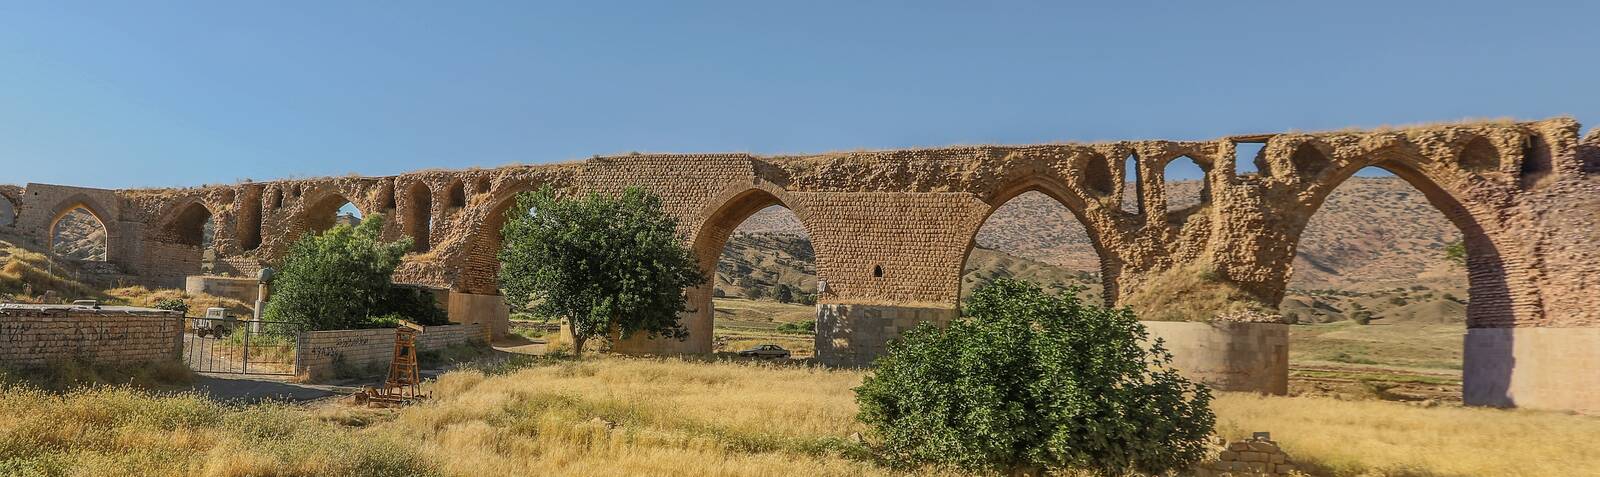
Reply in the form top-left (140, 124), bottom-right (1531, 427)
top-left (498, 186), bottom-right (705, 356)
top-left (262, 214), bottom-right (416, 331)
top-left (773, 283), bottom-right (795, 304)
top-left (855, 278), bottom-right (1214, 475)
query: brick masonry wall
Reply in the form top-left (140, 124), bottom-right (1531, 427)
top-left (0, 308), bottom-right (183, 367)
top-left (294, 323), bottom-right (488, 382)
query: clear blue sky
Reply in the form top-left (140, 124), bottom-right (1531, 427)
top-left (2, 1), bottom-right (1595, 188)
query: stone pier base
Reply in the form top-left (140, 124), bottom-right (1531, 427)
top-left (1141, 321), bottom-right (1289, 395)
top-left (1464, 327), bottom-right (1600, 414)
top-left (814, 303), bottom-right (959, 367)
top-left (446, 292), bottom-right (509, 339)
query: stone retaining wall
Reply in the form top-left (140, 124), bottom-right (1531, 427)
top-left (294, 323), bottom-right (488, 382)
top-left (0, 305), bottom-right (182, 367)
top-left (1144, 321), bottom-right (1289, 394)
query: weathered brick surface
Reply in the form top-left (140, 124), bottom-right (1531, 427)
top-left (7, 119), bottom-right (1593, 331)
top-left (0, 307), bottom-right (183, 366)
top-left (293, 323), bottom-right (487, 382)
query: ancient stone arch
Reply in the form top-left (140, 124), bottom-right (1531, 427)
top-left (46, 194), bottom-right (115, 262)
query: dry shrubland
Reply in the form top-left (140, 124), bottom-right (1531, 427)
top-left (2, 357), bottom-right (1597, 476)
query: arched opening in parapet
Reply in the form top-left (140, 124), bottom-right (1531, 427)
top-left (1285, 162), bottom-right (1491, 404)
top-left (302, 194), bottom-right (364, 234)
top-left (447, 180), bottom-right (467, 209)
top-left (239, 189), bottom-right (263, 252)
top-left (1163, 155), bottom-right (1209, 218)
top-left (960, 186), bottom-right (1105, 309)
top-left (1120, 153), bottom-right (1142, 215)
top-left (706, 199), bottom-right (818, 359)
top-left (1234, 141), bottom-right (1267, 177)
top-left (160, 201), bottom-right (218, 275)
top-left (405, 182), bottom-right (433, 253)
top-left (0, 195), bottom-right (16, 227)
top-left (50, 206), bottom-right (108, 262)
top-left (268, 187), bottom-right (284, 210)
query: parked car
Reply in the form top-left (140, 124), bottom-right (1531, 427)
top-left (737, 344), bottom-right (791, 359)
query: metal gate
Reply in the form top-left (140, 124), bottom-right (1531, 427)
top-left (182, 317), bottom-right (300, 375)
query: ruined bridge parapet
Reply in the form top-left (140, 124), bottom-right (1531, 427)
top-left (5, 117), bottom-right (1596, 412)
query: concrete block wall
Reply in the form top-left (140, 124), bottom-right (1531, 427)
top-left (293, 323), bottom-right (487, 382)
top-left (814, 303), bottom-right (959, 367)
top-left (1143, 321), bottom-right (1289, 394)
top-left (0, 307), bottom-right (182, 367)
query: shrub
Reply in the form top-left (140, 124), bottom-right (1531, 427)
top-left (262, 214), bottom-right (421, 331)
top-left (797, 293), bottom-right (817, 306)
top-left (153, 298), bottom-right (189, 316)
top-left (1352, 310), bottom-right (1374, 325)
top-left (776, 320), bottom-right (815, 334)
top-left (855, 278), bottom-right (1214, 475)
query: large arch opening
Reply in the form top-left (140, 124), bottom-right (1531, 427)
top-left (707, 200), bottom-right (818, 359)
top-left (960, 185), bottom-right (1106, 309)
top-left (618, 187), bottom-right (821, 358)
top-left (1284, 159), bottom-right (1499, 405)
top-left (51, 206), bottom-right (109, 262)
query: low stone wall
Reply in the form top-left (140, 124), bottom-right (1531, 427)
top-left (294, 323), bottom-right (488, 382)
top-left (1464, 327), bottom-right (1600, 414)
top-left (184, 276), bottom-right (260, 304)
top-left (1142, 321), bottom-right (1288, 395)
top-left (1194, 435), bottom-right (1299, 476)
top-left (814, 303), bottom-right (959, 367)
top-left (0, 305), bottom-right (182, 367)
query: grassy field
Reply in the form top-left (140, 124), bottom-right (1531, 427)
top-left (1288, 321), bottom-right (1465, 403)
top-left (712, 298), bottom-right (816, 357)
top-left (2, 357), bottom-right (1597, 476)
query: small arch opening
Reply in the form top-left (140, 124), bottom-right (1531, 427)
top-left (872, 264), bottom-right (884, 277)
top-left (406, 182), bottom-right (433, 253)
top-left (268, 187), bottom-right (284, 209)
top-left (1520, 134), bottom-right (1553, 189)
top-left (379, 183), bottom-right (397, 211)
top-left (1120, 153), bottom-right (1142, 215)
top-left (448, 181), bottom-right (467, 208)
top-left (1291, 142), bottom-right (1330, 178)
top-left (1163, 155), bottom-right (1209, 216)
top-left (1083, 153), bottom-right (1114, 197)
top-left (1458, 136), bottom-right (1500, 174)
top-left (1234, 142), bottom-right (1267, 177)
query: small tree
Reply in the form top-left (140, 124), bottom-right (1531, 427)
top-left (498, 186), bottom-right (705, 356)
top-left (262, 214), bottom-right (414, 331)
top-left (855, 278), bottom-right (1214, 475)
top-left (773, 283), bottom-right (794, 303)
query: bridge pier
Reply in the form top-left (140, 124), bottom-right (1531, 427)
top-left (1142, 321), bottom-right (1289, 394)
top-left (813, 303), bottom-right (960, 367)
top-left (1464, 327), bottom-right (1600, 414)
top-left (446, 291), bottom-right (509, 339)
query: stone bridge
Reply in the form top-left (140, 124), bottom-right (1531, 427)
top-left (3, 118), bottom-right (1596, 412)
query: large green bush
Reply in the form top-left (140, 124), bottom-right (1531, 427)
top-left (854, 278), bottom-right (1215, 475)
top-left (262, 214), bottom-right (441, 331)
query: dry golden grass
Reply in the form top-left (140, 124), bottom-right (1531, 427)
top-left (103, 285), bottom-right (253, 316)
top-left (4, 357), bottom-right (1597, 476)
top-left (1212, 393), bottom-right (1600, 476)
